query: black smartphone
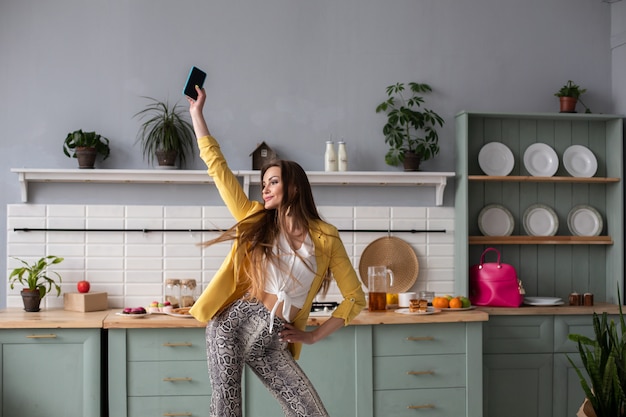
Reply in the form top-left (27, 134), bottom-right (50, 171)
top-left (183, 66), bottom-right (206, 100)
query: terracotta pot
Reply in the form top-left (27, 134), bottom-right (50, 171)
top-left (402, 151), bottom-right (421, 172)
top-left (75, 147), bottom-right (97, 169)
top-left (20, 289), bottom-right (41, 312)
top-left (155, 149), bottom-right (179, 168)
top-left (559, 97), bottom-right (578, 113)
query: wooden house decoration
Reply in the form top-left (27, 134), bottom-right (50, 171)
top-left (250, 141), bottom-right (277, 170)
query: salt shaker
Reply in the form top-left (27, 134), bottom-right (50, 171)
top-left (337, 140), bottom-right (348, 171)
top-left (324, 140), bottom-right (337, 171)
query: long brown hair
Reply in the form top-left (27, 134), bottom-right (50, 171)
top-left (201, 159), bottom-right (331, 299)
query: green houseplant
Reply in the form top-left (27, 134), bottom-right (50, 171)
top-left (63, 129), bottom-right (111, 169)
top-left (375, 82), bottom-right (445, 171)
top-left (554, 80), bottom-right (591, 113)
top-left (568, 293), bottom-right (626, 417)
top-left (9, 256), bottom-right (64, 312)
top-left (134, 97), bottom-right (195, 169)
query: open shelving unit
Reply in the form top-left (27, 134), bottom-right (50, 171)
top-left (454, 111), bottom-right (624, 303)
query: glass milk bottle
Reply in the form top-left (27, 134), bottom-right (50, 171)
top-left (337, 140), bottom-right (348, 171)
top-left (324, 141), bottom-right (337, 171)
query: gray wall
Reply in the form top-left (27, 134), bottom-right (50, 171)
top-left (1, 0), bottom-right (624, 307)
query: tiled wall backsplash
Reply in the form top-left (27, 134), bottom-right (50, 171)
top-left (6, 204), bottom-right (455, 310)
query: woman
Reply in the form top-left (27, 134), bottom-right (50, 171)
top-left (187, 85), bottom-right (366, 417)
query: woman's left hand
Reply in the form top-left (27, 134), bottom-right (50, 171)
top-left (279, 323), bottom-right (315, 345)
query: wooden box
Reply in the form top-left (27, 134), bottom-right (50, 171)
top-left (63, 292), bottom-right (108, 312)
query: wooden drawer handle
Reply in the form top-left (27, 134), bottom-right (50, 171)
top-left (163, 342), bottom-right (193, 347)
top-left (408, 404), bottom-right (435, 409)
top-left (163, 377), bottom-right (193, 382)
top-left (26, 334), bottom-right (57, 339)
top-left (406, 336), bottom-right (434, 341)
top-left (407, 370), bottom-right (434, 376)
top-left (163, 413), bottom-right (192, 416)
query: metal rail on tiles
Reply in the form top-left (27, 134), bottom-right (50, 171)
top-left (13, 227), bottom-right (446, 234)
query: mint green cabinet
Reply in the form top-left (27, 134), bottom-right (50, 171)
top-left (108, 328), bottom-right (211, 417)
top-left (0, 328), bottom-right (101, 417)
top-left (108, 322), bottom-right (483, 417)
top-left (483, 315), bottom-right (614, 417)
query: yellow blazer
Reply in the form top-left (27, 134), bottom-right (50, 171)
top-left (189, 135), bottom-right (366, 359)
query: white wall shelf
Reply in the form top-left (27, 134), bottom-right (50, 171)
top-left (11, 169), bottom-right (455, 205)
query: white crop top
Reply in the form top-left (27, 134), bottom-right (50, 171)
top-left (265, 233), bottom-right (317, 332)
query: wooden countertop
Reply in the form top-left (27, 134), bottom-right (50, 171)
top-left (477, 302), bottom-right (623, 316)
top-left (0, 304), bottom-right (621, 329)
top-left (0, 309), bottom-right (110, 329)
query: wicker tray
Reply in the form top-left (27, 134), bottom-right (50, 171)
top-left (358, 236), bottom-right (419, 293)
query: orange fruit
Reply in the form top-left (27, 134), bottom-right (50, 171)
top-left (449, 297), bottom-right (463, 309)
top-left (432, 297), bottom-right (449, 308)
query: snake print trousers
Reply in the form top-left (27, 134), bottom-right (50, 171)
top-left (206, 298), bottom-right (330, 417)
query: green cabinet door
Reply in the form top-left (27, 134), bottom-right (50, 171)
top-left (0, 328), bottom-right (101, 417)
top-left (243, 325), bottom-right (372, 417)
top-left (483, 353), bottom-right (553, 417)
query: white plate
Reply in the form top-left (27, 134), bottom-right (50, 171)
top-left (563, 145), bottom-right (597, 178)
top-left (116, 312), bottom-right (150, 318)
top-left (440, 306), bottom-right (477, 311)
top-left (523, 204), bottom-right (559, 236)
top-left (478, 204), bottom-right (515, 236)
top-left (478, 142), bottom-right (515, 176)
top-left (395, 307), bottom-right (441, 315)
top-left (567, 205), bottom-right (603, 236)
top-left (523, 297), bottom-right (564, 306)
top-left (523, 143), bottom-right (559, 177)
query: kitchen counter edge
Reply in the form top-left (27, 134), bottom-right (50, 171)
top-left (0, 303), bottom-right (620, 329)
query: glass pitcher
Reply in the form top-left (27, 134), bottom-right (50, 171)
top-left (368, 266), bottom-right (394, 312)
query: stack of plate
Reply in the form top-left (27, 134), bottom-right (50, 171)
top-left (478, 204), bottom-right (514, 236)
top-left (567, 205), bottom-right (603, 236)
top-left (523, 297), bottom-right (564, 306)
top-left (523, 143), bottom-right (559, 177)
top-left (563, 145), bottom-right (597, 178)
top-left (478, 142), bottom-right (514, 176)
top-left (523, 204), bottom-right (559, 236)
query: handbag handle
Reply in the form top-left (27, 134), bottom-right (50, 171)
top-left (479, 247), bottom-right (502, 269)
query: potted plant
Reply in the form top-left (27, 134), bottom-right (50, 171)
top-left (134, 97), bottom-right (195, 169)
top-left (554, 80), bottom-right (591, 113)
top-left (8, 256), bottom-right (64, 312)
top-left (375, 82), bottom-right (445, 171)
top-left (568, 292), bottom-right (625, 417)
top-left (63, 129), bottom-right (111, 169)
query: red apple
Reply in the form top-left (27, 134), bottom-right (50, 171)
top-left (77, 280), bottom-right (90, 293)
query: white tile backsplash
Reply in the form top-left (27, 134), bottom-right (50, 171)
top-left (6, 204), bottom-right (456, 309)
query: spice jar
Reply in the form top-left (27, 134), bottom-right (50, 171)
top-left (180, 279), bottom-right (198, 308)
top-left (569, 292), bottom-right (583, 306)
top-left (164, 279), bottom-right (181, 308)
top-left (583, 292), bottom-right (594, 306)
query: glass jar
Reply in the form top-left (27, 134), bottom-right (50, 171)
top-left (180, 279), bottom-right (198, 307)
top-left (164, 279), bottom-right (181, 308)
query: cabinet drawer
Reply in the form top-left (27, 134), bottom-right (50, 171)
top-left (375, 387), bottom-right (465, 417)
top-left (373, 323), bottom-right (465, 356)
top-left (374, 354), bottom-right (465, 390)
top-left (128, 395), bottom-right (211, 417)
top-left (127, 328), bottom-right (206, 361)
top-left (128, 361), bottom-right (211, 396)
top-left (554, 315), bottom-right (618, 353)
top-left (483, 315), bottom-right (553, 353)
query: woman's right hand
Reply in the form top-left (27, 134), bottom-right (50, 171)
top-left (187, 85), bottom-right (211, 138)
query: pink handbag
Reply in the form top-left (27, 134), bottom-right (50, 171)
top-left (469, 247), bottom-right (525, 307)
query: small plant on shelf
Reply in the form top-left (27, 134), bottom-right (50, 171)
top-left (375, 82), bottom-right (444, 171)
top-left (554, 80), bottom-right (591, 113)
top-left (63, 129), bottom-right (111, 168)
